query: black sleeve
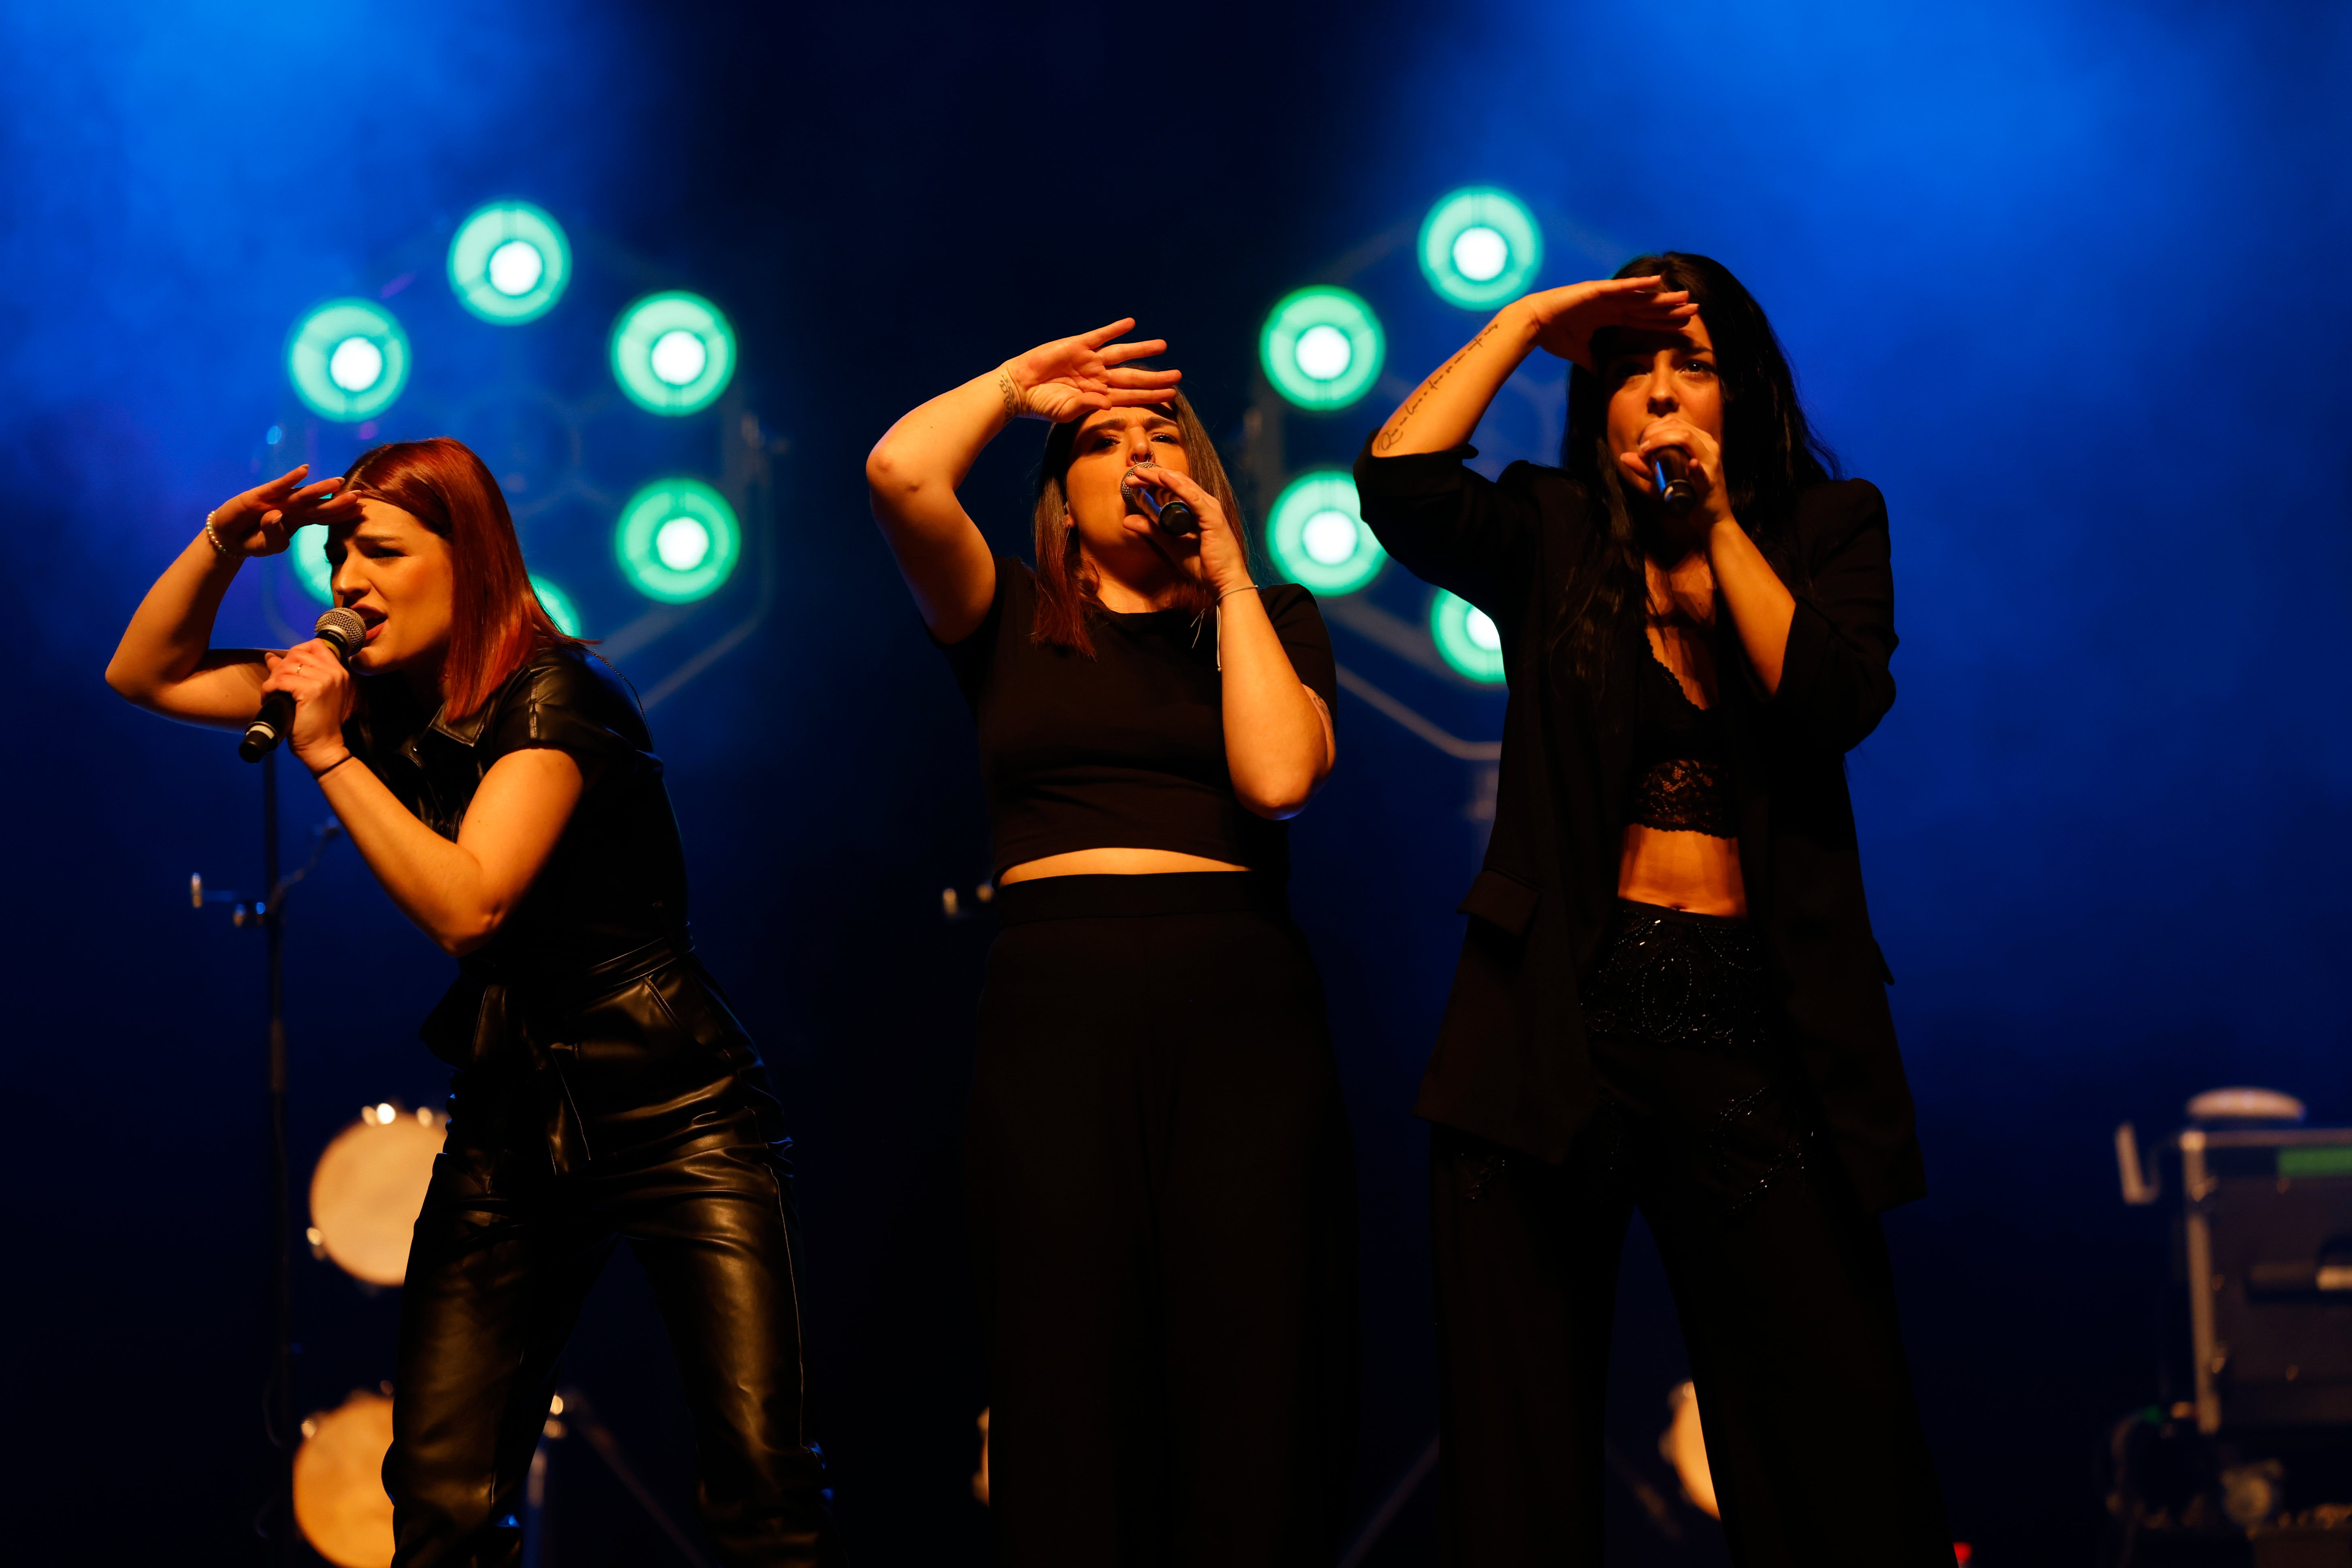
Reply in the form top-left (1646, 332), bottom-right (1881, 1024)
top-left (485, 653), bottom-right (641, 789)
top-left (1352, 438), bottom-right (1547, 617)
top-left (931, 554), bottom-right (1018, 709)
top-left (1261, 584), bottom-right (1338, 724)
top-left (1773, 479), bottom-right (1897, 753)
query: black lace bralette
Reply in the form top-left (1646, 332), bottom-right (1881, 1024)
top-left (1630, 641), bottom-right (1734, 838)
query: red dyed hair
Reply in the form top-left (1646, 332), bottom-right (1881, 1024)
top-left (339, 437), bottom-right (579, 719)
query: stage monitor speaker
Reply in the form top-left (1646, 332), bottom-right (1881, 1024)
top-left (2179, 1125), bottom-right (2352, 1433)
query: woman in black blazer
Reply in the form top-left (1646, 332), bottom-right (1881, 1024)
top-left (1355, 252), bottom-right (1948, 1567)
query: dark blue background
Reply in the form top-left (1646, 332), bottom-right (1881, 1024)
top-left (7, 1), bottom-right (2346, 1561)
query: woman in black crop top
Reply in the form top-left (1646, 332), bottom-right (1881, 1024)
top-left (107, 439), bottom-right (840, 1567)
top-left (868, 322), bottom-right (1356, 1566)
top-left (1357, 256), bottom-right (1949, 1565)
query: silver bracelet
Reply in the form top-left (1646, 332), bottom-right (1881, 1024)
top-left (203, 511), bottom-right (230, 556)
top-left (1217, 582), bottom-right (1258, 603)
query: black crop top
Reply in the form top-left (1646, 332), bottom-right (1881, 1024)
top-left (1629, 639), bottom-right (1734, 838)
top-left (344, 645), bottom-right (692, 970)
top-left (937, 555), bottom-right (1338, 880)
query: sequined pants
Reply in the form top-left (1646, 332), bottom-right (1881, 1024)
top-left (1430, 902), bottom-right (1949, 1568)
top-left (386, 950), bottom-right (842, 1568)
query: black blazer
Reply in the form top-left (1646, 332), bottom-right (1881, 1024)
top-left (1353, 443), bottom-right (1925, 1213)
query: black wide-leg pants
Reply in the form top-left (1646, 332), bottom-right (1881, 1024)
top-left (1430, 904), bottom-right (1949, 1568)
top-left (967, 873), bottom-right (1358, 1568)
top-left (386, 950), bottom-right (841, 1568)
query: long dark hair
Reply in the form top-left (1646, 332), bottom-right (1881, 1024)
top-left (340, 437), bottom-right (582, 718)
top-left (1555, 252), bottom-right (1841, 691)
top-left (1029, 391), bottom-right (1245, 656)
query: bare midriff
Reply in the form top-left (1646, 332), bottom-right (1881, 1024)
top-left (1616, 826), bottom-right (1747, 917)
top-left (996, 847), bottom-right (1252, 885)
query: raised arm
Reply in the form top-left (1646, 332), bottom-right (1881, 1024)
top-left (1121, 463), bottom-right (1334, 818)
top-left (1372, 277), bottom-right (1695, 457)
top-left (865, 320), bottom-right (1181, 642)
top-left (104, 464), bottom-right (360, 724)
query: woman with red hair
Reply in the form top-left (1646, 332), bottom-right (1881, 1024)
top-left (107, 438), bottom-right (842, 1567)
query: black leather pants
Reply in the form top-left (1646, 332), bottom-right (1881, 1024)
top-left (386, 942), bottom-right (841, 1567)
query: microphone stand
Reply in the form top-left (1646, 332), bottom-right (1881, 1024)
top-left (195, 752), bottom-right (343, 1564)
top-left (264, 750), bottom-right (296, 1567)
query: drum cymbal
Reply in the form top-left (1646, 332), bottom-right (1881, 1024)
top-left (1660, 1379), bottom-right (1719, 1519)
top-left (309, 1103), bottom-right (444, 1287)
top-left (294, 1389), bottom-right (395, 1568)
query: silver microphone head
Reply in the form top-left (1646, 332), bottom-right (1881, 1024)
top-left (314, 606), bottom-right (368, 660)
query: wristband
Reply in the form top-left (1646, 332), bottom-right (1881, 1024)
top-left (311, 753), bottom-right (356, 783)
top-left (1216, 583), bottom-right (1258, 603)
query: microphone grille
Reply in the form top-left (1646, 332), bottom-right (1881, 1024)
top-left (314, 606), bottom-right (367, 658)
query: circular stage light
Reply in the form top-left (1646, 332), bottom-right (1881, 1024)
top-left (611, 292), bottom-right (735, 415)
top-left (1431, 590), bottom-right (1506, 683)
top-left (530, 575), bottom-right (582, 637)
top-left (1260, 286), bottom-right (1384, 410)
top-left (286, 299), bottom-right (409, 422)
top-left (615, 478), bottom-right (741, 602)
top-left (290, 525), bottom-right (335, 605)
top-left (1418, 187), bottom-right (1544, 309)
top-left (448, 200), bottom-right (571, 324)
top-left (1265, 469), bottom-right (1385, 596)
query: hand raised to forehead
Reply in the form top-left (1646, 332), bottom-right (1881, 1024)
top-left (210, 464), bottom-right (364, 557)
top-left (1002, 319), bottom-right (1185, 424)
top-left (1522, 278), bottom-right (1698, 371)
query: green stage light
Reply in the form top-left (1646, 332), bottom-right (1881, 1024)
top-left (530, 576), bottom-right (582, 637)
top-left (290, 525), bottom-right (334, 605)
top-left (1418, 187), bottom-right (1543, 309)
top-left (449, 201), bottom-right (571, 324)
top-left (1431, 590), bottom-right (1506, 683)
top-left (1260, 286), bottom-right (1384, 410)
top-left (287, 299), bottom-right (410, 422)
top-left (1265, 470), bottom-right (1385, 596)
top-left (615, 478), bottom-right (740, 603)
top-left (611, 292), bottom-right (735, 415)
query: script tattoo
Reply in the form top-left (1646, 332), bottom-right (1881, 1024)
top-left (997, 370), bottom-right (1025, 422)
top-left (1375, 318), bottom-right (1504, 452)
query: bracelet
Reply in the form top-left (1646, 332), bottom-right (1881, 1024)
top-left (203, 511), bottom-right (230, 556)
top-left (1217, 582), bottom-right (1258, 603)
top-left (311, 753), bottom-right (356, 783)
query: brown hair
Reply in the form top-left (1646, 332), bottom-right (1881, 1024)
top-left (339, 437), bottom-right (580, 718)
top-left (1029, 392), bottom-right (1247, 657)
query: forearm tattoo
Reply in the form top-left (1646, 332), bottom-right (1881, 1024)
top-left (1376, 319), bottom-right (1503, 452)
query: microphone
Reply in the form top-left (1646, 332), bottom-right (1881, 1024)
top-left (1125, 472), bottom-right (1199, 537)
top-left (240, 607), bottom-right (367, 763)
top-left (1651, 449), bottom-right (1700, 517)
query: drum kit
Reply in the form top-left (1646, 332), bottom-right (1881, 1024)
top-left (289, 1099), bottom-right (445, 1567)
top-left (1660, 1379), bottom-right (1720, 1520)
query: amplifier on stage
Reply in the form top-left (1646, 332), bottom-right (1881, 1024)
top-left (2120, 1090), bottom-right (2352, 1436)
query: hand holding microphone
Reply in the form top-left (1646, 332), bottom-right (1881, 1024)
top-left (1626, 418), bottom-right (1724, 525)
top-left (1124, 468), bottom-right (1200, 537)
top-left (244, 607), bottom-right (366, 763)
top-left (1123, 463), bottom-right (1256, 598)
top-left (1651, 449), bottom-right (1700, 518)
